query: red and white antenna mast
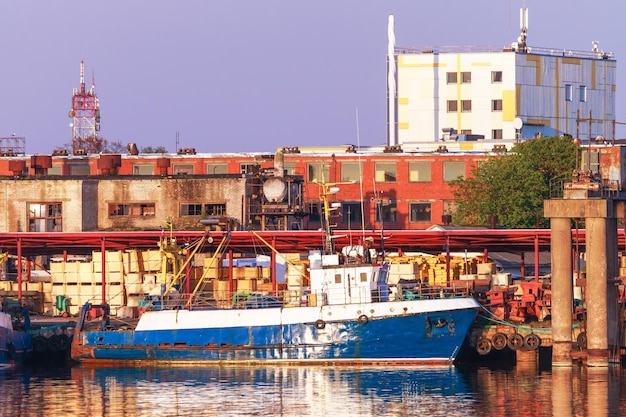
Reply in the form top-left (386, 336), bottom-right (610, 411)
top-left (69, 61), bottom-right (101, 154)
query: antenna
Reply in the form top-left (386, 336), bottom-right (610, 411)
top-left (387, 14), bottom-right (397, 146)
top-left (517, 7), bottom-right (528, 52)
top-left (356, 108), bottom-right (365, 242)
top-left (70, 61), bottom-right (100, 154)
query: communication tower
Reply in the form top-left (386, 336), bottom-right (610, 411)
top-left (69, 61), bottom-right (101, 154)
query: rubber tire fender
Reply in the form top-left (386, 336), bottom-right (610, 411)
top-left (491, 332), bottom-right (508, 350)
top-left (524, 333), bottom-right (541, 350)
top-left (358, 315), bottom-right (369, 325)
top-left (32, 336), bottom-right (47, 353)
top-left (507, 333), bottom-right (524, 351)
top-left (56, 334), bottom-right (71, 351)
top-left (314, 319), bottom-right (326, 330)
top-left (476, 337), bottom-right (492, 355)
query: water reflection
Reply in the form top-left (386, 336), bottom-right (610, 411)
top-left (0, 362), bottom-right (624, 416)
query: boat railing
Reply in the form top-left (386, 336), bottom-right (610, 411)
top-left (144, 281), bottom-right (473, 311)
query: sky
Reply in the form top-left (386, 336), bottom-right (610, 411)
top-left (0, 1), bottom-right (625, 155)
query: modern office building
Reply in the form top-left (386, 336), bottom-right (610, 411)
top-left (387, 10), bottom-right (617, 147)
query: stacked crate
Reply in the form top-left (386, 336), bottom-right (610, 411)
top-left (285, 254), bottom-right (309, 304)
top-left (47, 248), bottom-right (173, 316)
top-left (204, 256), bottom-right (231, 307)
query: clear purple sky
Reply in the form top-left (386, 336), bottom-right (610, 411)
top-left (0, 1), bottom-right (623, 154)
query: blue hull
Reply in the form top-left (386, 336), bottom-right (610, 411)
top-left (0, 329), bottom-right (32, 366)
top-left (73, 307), bottom-right (478, 364)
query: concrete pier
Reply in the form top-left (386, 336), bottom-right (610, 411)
top-left (544, 199), bottom-right (619, 367)
top-left (586, 217), bottom-right (610, 366)
top-left (549, 217), bottom-right (573, 366)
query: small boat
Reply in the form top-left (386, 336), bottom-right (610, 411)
top-left (0, 306), bottom-right (32, 367)
top-left (71, 181), bottom-right (480, 366)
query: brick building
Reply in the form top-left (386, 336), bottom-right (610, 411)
top-left (0, 145), bottom-right (494, 232)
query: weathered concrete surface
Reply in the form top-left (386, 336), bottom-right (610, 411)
top-left (550, 217), bottom-right (573, 367)
top-left (544, 198), bottom-right (620, 367)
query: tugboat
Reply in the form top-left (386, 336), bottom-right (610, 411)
top-left (71, 179), bottom-right (480, 366)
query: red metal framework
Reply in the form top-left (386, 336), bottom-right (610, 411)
top-left (0, 229), bottom-right (582, 257)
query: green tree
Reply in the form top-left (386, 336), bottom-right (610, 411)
top-left (450, 135), bottom-right (577, 228)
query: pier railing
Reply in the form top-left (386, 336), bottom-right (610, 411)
top-left (146, 282), bottom-right (474, 311)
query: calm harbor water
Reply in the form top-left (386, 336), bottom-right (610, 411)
top-left (1, 359), bottom-right (625, 417)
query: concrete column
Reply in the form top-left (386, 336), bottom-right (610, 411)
top-left (586, 217), bottom-right (609, 367)
top-left (550, 217), bottom-right (573, 366)
top-left (605, 218), bottom-right (619, 355)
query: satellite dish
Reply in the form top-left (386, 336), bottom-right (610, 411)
top-left (513, 117), bottom-right (523, 130)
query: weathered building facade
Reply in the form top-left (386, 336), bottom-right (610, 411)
top-left (0, 147), bottom-right (488, 232)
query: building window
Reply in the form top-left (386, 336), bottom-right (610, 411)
top-left (491, 71), bottom-right (502, 83)
top-left (307, 201), bottom-right (321, 222)
top-left (375, 200), bottom-right (397, 223)
top-left (240, 164), bottom-right (258, 174)
top-left (109, 203), bottom-right (155, 217)
top-left (461, 100), bottom-right (472, 112)
top-left (443, 161), bottom-right (466, 182)
top-left (447, 100), bottom-right (458, 112)
top-left (409, 161), bottom-right (431, 182)
top-left (341, 162), bottom-right (361, 182)
top-left (410, 202), bottom-right (432, 222)
top-left (492, 99), bottom-right (503, 111)
top-left (172, 164), bottom-right (194, 175)
top-left (446, 72), bottom-right (457, 84)
top-left (443, 200), bottom-right (457, 216)
top-left (579, 85), bottom-right (587, 102)
top-left (283, 163), bottom-right (296, 175)
top-left (307, 163), bottom-right (330, 182)
top-left (69, 164), bottom-right (90, 176)
top-left (341, 202), bottom-right (362, 225)
top-left (47, 165), bottom-right (62, 175)
top-left (461, 72), bottom-right (471, 83)
top-left (133, 165), bottom-right (154, 175)
top-left (374, 162), bottom-right (396, 182)
top-left (206, 163), bottom-right (228, 174)
top-left (492, 129), bottom-right (503, 139)
top-left (565, 84), bottom-right (573, 102)
top-left (181, 203), bottom-right (226, 216)
top-left (28, 203), bottom-right (62, 232)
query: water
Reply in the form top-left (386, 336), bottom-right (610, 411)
top-left (1, 361), bottom-right (625, 417)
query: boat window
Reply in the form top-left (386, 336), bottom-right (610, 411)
top-left (334, 274), bottom-right (342, 284)
top-left (360, 272), bottom-right (367, 282)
